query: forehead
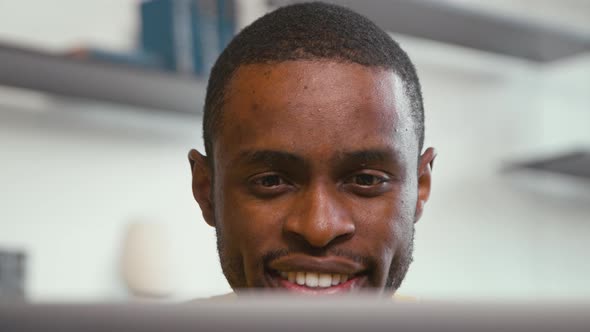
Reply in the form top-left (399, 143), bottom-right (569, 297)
top-left (214, 61), bottom-right (417, 167)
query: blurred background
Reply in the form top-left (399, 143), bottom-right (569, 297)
top-left (0, 0), bottom-right (588, 302)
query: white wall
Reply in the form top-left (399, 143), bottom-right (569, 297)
top-left (395, 37), bottom-right (590, 300)
top-left (0, 93), bottom-right (230, 301)
top-left (0, 0), bottom-right (138, 51)
top-left (0, 1), bottom-right (589, 302)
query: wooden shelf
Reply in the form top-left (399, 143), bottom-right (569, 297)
top-left (0, 43), bottom-right (207, 114)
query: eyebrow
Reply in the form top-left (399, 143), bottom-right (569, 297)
top-left (234, 148), bottom-right (398, 169)
top-left (236, 150), bottom-right (307, 168)
top-left (333, 149), bottom-right (398, 165)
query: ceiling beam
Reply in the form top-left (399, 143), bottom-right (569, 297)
top-left (270, 0), bottom-right (590, 62)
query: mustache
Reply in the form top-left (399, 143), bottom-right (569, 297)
top-left (262, 248), bottom-right (372, 268)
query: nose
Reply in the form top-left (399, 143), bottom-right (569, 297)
top-left (283, 182), bottom-right (355, 248)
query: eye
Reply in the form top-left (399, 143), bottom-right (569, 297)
top-left (343, 171), bottom-right (393, 197)
top-left (248, 173), bottom-right (294, 197)
top-left (352, 174), bottom-right (383, 186)
top-left (256, 174), bottom-right (285, 187)
top-left (348, 173), bottom-right (389, 187)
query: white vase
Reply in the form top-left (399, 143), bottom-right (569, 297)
top-left (120, 222), bottom-right (173, 298)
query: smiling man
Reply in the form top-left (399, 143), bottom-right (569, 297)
top-left (189, 2), bottom-right (436, 296)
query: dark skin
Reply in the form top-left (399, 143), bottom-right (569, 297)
top-left (190, 60), bottom-right (436, 295)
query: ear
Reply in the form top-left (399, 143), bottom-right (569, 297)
top-left (414, 147), bottom-right (436, 223)
top-left (188, 149), bottom-right (216, 227)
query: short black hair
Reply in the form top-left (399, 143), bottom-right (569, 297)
top-left (203, 1), bottom-right (424, 160)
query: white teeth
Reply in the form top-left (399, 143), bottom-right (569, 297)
top-left (295, 272), bottom-right (306, 285)
top-left (331, 273), bottom-right (341, 286)
top-left (318, 273), bottom-right (332, 287)
top-left (279, 271), bottom-right (351, 288)
top-left (305, 272), bottom-right (319, 287)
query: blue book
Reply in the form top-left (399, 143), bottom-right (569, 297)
top-left (192, 0), bottom-right (220, 76)
top-left (141, 0), bottom-right (176, 71)
top-left (141, 0), bottom-right (194, 73)
top-left (140, 0), bottom-right (233, 77)
top-left (217, 0), bottom-right (236, 50)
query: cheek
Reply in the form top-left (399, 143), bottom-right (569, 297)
top-left (348, 198), bottom-right (392, 259)
top-left (217, 190), bottom-right (267, 250)
top-left (393, 182), bottom-right (418, 247)
top-left (217, 188), bottom-right (289, 284)
top-left (351, 193), bottom-right (413, 264)
top-left (352, 192), bottom-right (406, 241)
top-left (221, 190), bottom-right (286, 236)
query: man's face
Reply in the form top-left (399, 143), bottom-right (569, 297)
top-left (191, 61), bottom-right (434, 295)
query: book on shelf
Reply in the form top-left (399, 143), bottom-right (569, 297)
top-left (64, 0), bottom-right (237, 77)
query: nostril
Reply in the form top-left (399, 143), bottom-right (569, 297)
top-left (284, 221), bottom-right (355, 249)
top-left (283, 188), bottom-right (355, 248)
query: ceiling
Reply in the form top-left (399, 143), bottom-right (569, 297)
top-left (441, 0), bottom-right (590, 33)
top-left (269, 0), bottom-right (590, 62)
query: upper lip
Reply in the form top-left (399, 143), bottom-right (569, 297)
top-left (267, 253), bottom-right (366, 275)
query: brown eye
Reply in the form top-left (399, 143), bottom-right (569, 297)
top-left (249, 173), bottom-right (294, 198)
top-left (258, 175), bottom-right (284, 187)
top-left (353, 174), bottom-right (381, 186)
top-left (343, 171), bottom-right (394, 197)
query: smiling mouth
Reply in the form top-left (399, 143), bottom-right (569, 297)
top-left (264, 253), bottom-right (369, 293)
top-left (276, 271), bottom-right (351, 288)
top-left (266, 269), bottom-right (367, 294)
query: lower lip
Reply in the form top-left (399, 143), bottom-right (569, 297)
top-left (268, 273), bottom-right (367, 295)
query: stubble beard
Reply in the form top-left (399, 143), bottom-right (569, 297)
top-left (215, 221), bottom-right (415, 293)
top-left (215, 224), bottom-right (247, 289)
top-left (384, 229), bottom-right (415, 292)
